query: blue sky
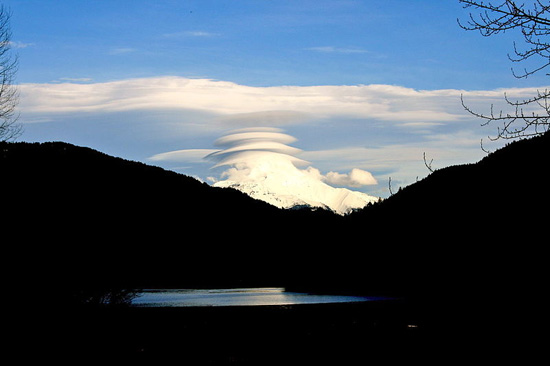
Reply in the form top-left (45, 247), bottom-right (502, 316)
top-left (10, 0), bottom-right (542, 88)
top-left (6, 0), bottom-right (549, 197)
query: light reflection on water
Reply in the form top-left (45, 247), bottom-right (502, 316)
top-left (131, 288), bottom-right (386, 307)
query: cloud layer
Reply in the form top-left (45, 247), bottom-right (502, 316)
top-left (18, 76), bottom-right (513, 120)
top-left (18, 76), bottom-right (549, 196)
top-left (203, 128), bottom-right (376, 189)
top-left (20, 76), bottom-right (545, 125)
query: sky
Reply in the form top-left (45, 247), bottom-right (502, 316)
top-left (6, 0), bottom-right (549, 197)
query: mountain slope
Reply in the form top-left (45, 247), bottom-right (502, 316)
top-left (214, 172), bottom-right (378, 215)
top-left (1, 141), bottom-right (293, 290)
top-left (2, 133), bottom-right (548, 299)
top-left (352, 130), bottom-right (549, 224)
top-left (289, 132), bottom-right (549, 297)
top-left (287, 132), bottom-right (549, 360)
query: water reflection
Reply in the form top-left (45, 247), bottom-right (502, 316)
top-left (131, 288), bottom-right (385, 307)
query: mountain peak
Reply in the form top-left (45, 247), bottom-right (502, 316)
top-left (209, 128), bottom-right (380, 215)
top-left (213, 158), bottom-right (379, 215)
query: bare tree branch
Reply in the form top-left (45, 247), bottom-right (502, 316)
top-left (458, 0), bottom-right (550, 78)
top-left (0, 5), bottom-right (20, 142)
top-left (462, 90), bottom-right (549, 140)
top-left (458, 1), bottom-right (549, 141)
top-left (423, 152), bottom-right (435, 173)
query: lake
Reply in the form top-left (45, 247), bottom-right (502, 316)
top-left (130, 287), bottom-right (388, 307)
top-left (59, 288), bottom-right (417, 362)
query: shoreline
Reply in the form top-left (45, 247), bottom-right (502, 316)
top-left (23, 293), bottom-right (535, 363)
top-left (130, 287), bottom-right (395, 308)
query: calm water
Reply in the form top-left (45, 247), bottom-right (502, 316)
top-left (131, 288), bottom-right (388, 307)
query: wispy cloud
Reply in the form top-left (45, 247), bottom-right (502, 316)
top-left (162, 31), bottom-right (219, 38)
top-left (149, 149), bottom-right (218, 163)
top-left (8, 41), bottom-right (35, 49)
top-left (306, 46), bottom-right (369, 54)
top-left (54, 77), bottom-right (94, 83)
top-left (108, 47), bottom-right (137, 55)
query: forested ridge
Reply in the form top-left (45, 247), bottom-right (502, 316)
top-left (2, 132), bottom-right (548, 302)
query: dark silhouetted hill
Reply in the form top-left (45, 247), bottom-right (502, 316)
top-left (4, 133), bottom-right (547, 363)
top-left (2, 141), bottom-right (349, 298)
top-left (287, 132), bottom-right (548, 360)
top-left (1, 141), bottom-right (301, 292)
top-left (2, 133), bottom-right (548, 305)
top-left (301, 132), bottom-right (549, 296)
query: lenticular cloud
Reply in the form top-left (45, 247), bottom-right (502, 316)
top-left (207, 127), bottom-right (307, 169)
top-left (208, 128), bottom-right (379, 215)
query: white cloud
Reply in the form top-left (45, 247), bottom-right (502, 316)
top-left (206, 128), bottom-right (309, 169)
top-left (325, 168), bottom-right (377, 187)
top-left (152, 128), bottom-right (378, 189)
top-left (149, 149), bottom-right (218, 163)
top-left (303, 167), bottom-right (377, 187)
top-left (19, 76), bottom-right (546, 126)
top-left (299, 129), bottom-right (489, 195)
top-left (17, 76), bottom-right (549, 197)
top-left (217, 110), bottom-right (311, 127)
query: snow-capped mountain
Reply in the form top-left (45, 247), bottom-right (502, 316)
top-left (212, 156), bottom-right (379, 215)
top-left (209, 127), bottom-right (380, 215)
top-left (215, 178), bottom-right (378, 215)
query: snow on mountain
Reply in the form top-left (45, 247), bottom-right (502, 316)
top-left (210, 140), bottom-right (379, 214)
top-left (214, 177), bottom-right (378, 215)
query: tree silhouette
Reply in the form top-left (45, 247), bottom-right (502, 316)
top-left (0, 5), bottom-right (20, 142)
top-left (458, 0), bottom-right (549, 140)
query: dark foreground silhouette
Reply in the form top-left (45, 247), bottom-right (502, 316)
top-left (3, 132), bottom-right (548, 362)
